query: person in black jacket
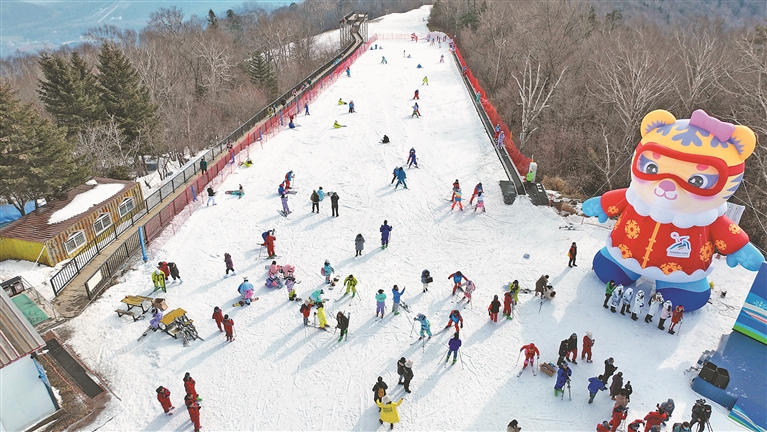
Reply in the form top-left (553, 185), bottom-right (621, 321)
top-left (330, 192), bottom-right (339, 217)
top-left (311, 190), bottom-right (320, 213)
top-left (402, 360), bottom-right (414, 393)
top-left (397, 357), bottom-right (406, 384)
top-left (488, 295), bottom-right (501, 322)
top-left (689, 399), bottom-right (712, 432)
top-left (335, 311), bottom-right (349, 342)
top-left (557, 334), bottom-right (578, 365)
top-left (168, 262), bottom-right (182, 282)
top-left (372, 377), bottom-right (388, 410)
top-left (600, 357), bottom-right (617, 385)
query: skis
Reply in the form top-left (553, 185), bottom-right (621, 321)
top-left (400, 301), bottom-right (412, 313)
top-left (233, 297), bottom-right (260, 307)
top-left (277, 210), bottom-right (289, 217)
top-left (138, 326), bottom-right (155, 341)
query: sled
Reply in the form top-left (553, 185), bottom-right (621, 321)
top-left (225, 191), bottom-right (244, 196)
top-left (540, 362), bottom-right (557, 377)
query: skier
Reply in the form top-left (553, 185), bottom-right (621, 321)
top-left (497, 130), bottom-right (506, 149)
top-left (668, 305), bottom-right (684, 334)
top-left (451, 188), bottom-right (463, 210)
top-left (223, 314), bottom-right (234, 341)
top-left (422, 76), bottom-right (429, 85)
top-left (402, 360), bottom-right (414, 393)
top-left (451, 179), bottom-right (461, 199)
top-left (620, 287), bottom-right (634, 315)
top-left (380, 220), bottom-right (393, 249)
top-left (609, 372), bottom-right (624, 400)
top-left (345, 66), bottom-right (350, 77)
top-left (609, 284), bottom-right (624, 313)
top-left (394, 167), bottom-right (407, 189)
top-left (333, 120), bottom-right (343, 128)
top-left (284, 170), bottom-right (294, 189)
top-left (311, 190), bottom-right (320, 213)
top-left (582, 332), bottom-right (594, 362)
top-left (211, 306), bottom-right (224, 332)
top-left (322, 260), bottom-right (334, 284)
top-left (440, 54), bottom-right (445, 63)
top-left (519, 343), bottom-right (540, 375)
top-left (283, 263), bottom-right (298, 300)
top-left (300, 300), bottom-right (312, 326)
top-left (156, 386), bottom-right (174, 415)
top-left (644, 410), bottom-right (668, 432)
top-left (603, 280), bottom-right (617, 308)
top-left (168, 262), bottom-right (182, 282)
top-left (658, 299), bottom-right (673, 330)
top-left (644, 292), bottom-right (664, 323)
top-left (672, 423), bottom-right (692, 432)
top-left (391, 167), bottom-right (400, 184)
top-left (444, 310), bottom-right (463, 333)
top-left (495, 123), bottom-right (501, 137)
top-left (336, 311), bottom-right (349, 341)
top-left (355, 234), bottom-right (365, 256)
top-left (488, 295), bottom-right (501, 322)
top-left (600, 357), bottom-right (617, 385)
top-left (316, 301), bottom-right (328, 330)
top-left (474, 192), bottom-right (485, 212)
top-left (158, 261), bottom-right (170, 279)
top-left (407, 148), bottom-right (418, 168)
top-left (330, 192), bottom-right (339, 217)
top-left (381, 56), bottom-right (387, 64)
top-left (343, 274), bottom-right (358, 297)
top-left (206, 187), bottom-right (216, 206)
top-left (238, 277), bottom-right (254, 306)
top-left (630, 290), bottom-right (645, 321)
top-left (568, 242), bottom-right (578, 267)
top-left (421, 269), bottom-right (431, 292)
top-left (391, 285), bottom-right (406, 315)
top-left (535, 275), bottom-right (550, 298)
top-left (310, 289), bottom-right (324, 304)
top-left (414, 313), bottom-right (432, 339)
top-left (377, 395), bottom-right (404, 429)
top-left (278, 182), bottom-right (286, 196)
top-left (183, 372), bottom-right (198, 400)
top-left (152, 269), bottom-right (166, 293)
top-left (372, 376), bottom-right (388, 407)
top-left (503, 291), bottom-right (514, 319)
top-left (508, 280), bottom-right (520, 304)
top-left (554, 362), bottom-right (572, 397)
top-left (411, 103), bottom-right (421, 118)
top-left (224, 252), bottom-right (235, 275)
top-left (446, 332), bottom-right (462, 364)
top-left (462, 279), bottom-right (476, 303)
top-left (448, 271), bottom-right (467, 296)
top-left (185, 395), bottom-right (202, 432)
top-left (609, 405), bottom-right (629, 432)
top-left (469, 182), bottom-right (483, 204)
top-left (375, 289), bottom-right (387, 318)
top-left (689, 399), bottom-right (712, 432)
top-left (348, 100), bottom-right (355, 113)
top-left (557, 333), bottom-right (578, 366)
top-left (199, 158), bottom-right (208, 174)
top-left (588, 376), bottom-right (607, 403)
top-left (413, 89), bottom-right (419, 100)
top-left (280, 193), bottom-right (291, 215)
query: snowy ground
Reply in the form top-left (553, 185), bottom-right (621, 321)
top-left (55, 6), bottom-right (756, 431)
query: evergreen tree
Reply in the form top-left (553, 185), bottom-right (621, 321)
top-left (38, 52), bottom-right (104, 139)
top-left (207, 9), bottom-right (218, 29)
top-left (97, 43), bottom-right (158, 158)
top-left (245, 51), bottom-right (279, 100)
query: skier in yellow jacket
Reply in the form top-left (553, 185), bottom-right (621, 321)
top-left (376, 395), bottom-right (403, 429)
top-left (316, 302), bottom-right (328, 330)
top-left (152, 269), bottom-right (166, 293)
top-left (343, 275), bottom-right (358, 297)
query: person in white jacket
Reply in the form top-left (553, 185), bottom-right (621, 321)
top-left (658, 300), bottom-right (673, 330)
top-left (610, 285), bottom-right (624, 313)
top-left (620, 287), bottom-right (634, 316)
top-left (630, 290), bottom-right (645, 321)
top-left (644, 292), bottom-right (663, 324)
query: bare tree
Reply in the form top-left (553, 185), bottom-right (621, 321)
top-left (673, 22), bottom-right (726, 115)
top-left (76, 119), bottom-right (141, 176)
top-left (511, 55), bottom-right (565, 151)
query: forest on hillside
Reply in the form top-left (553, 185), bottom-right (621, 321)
top-left (0, 0), bottom-right (425, 216)
top-left (429, 0), bottom-right (767, 254)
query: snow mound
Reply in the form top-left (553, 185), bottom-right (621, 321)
top-left (48, 183), bottom-right (124, 224)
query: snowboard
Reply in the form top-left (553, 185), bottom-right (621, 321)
top-left (233, 297), bottom-right (260, 307)
top-left (559, 224), bottom-right (577, 230)
top-left (225, 191), bottom-right (244, 196)
top-left (289, 296), bottom-right (303, 302)
top-left (328, 276), bottom-right (340, 289)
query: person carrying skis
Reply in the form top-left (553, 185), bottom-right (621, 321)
top-left (336, 311), bottom-right (349, 341)
top-left (375, 289), bottom-right (387, 318)
top-left (156, 386), bottom-right (174, 415)
top-left (469, 183), bottom-right (483, 204)
top-left (414, 313), bottom-right (432, 339)
top-left (300, 300), bottom-right (312, 326)
top-left (343, 274), bottom-right (358, 297)
top-left (152, 269), bottom-right (166, 293)
top-left (488, 295), bottom-right (501, 322)
top-left (280, 193), bottom-right (291, 215)
top-left (391, 285), bottom-right (406, 315)
top-left (421, 269), bottom-right (432, 292)
top-left (402, 360), bottom-right (414, 393)
top-left (377, 395), bottom-right (404, 429)
top-left (185, 395), bottom-right (202, 432)
top-left (582, 332), bottom-right (595, 362)
top-left (630, 290), bottom-right (645, 321)
top-left (554, 362), bottom-right (572, 397)
top-left (519, 343), bottom-right (540, 374)
top-left (183, 372), bottom-right (198, 400)
top-left (413, 89), bottom-right (419, 100)
top-left (322, 260), bottom-right (334, 284)
top-left (407, 148), bottom-right (418, 168)
top-left (588, 376), bottom-right (607, 403)
top-left (451, 188), bottom-right (463, 210)
top-left (394, 167), bottom-right (407, 189)
top-left (658, 299), bottom-right (673, 330)
top-left (380, 220), bottom-right (393, 248)
top-left (603, 280), bottom-right (617, 308)
top-left (206, 187), bottom-right (216, 206)
top-left (620, 287), bottom-right (634, 315)
top-left (223, 314), bottom-right (234, 341)
top-left (316, 301), bottom-right (328, 330)
top-left (224, 253), bottom-right (235, 275)
top-left (645, 292), bottom-right (663, 323)
top-left (372, 376), bottom-right (388, 406)
top-left (311, 190), bottom-right (320, 213)
top-left (668, 305), bottom-right (684, 334)
top-left (444, 310), bottom-right (463, 332)
top-left (503, 291), bottom-right (514, 319)
top-left (212, 306), bottom-right (224, 332)
top-left (448, 271), bottom-right (466, 296)
top-left (411, 103), bottom-right (421, 118)
top-left (462, 279), bottom-right (476, 303)
top-left (446, 332), bottom-right (462, 364)
top-left (353, 234), bottom-right (365, 257)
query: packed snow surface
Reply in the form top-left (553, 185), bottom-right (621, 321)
top-left (47, 182), bottom-right (125, 224)
top-left (61, 6), bottom-right (754, 431)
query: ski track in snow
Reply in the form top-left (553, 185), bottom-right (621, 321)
top-left (59, 6), bottom-right (754, 432)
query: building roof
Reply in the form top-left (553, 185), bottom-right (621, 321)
top-left (0, 177), bottom-right (135, 243)
top-left (0, 288), bottom-right (45, 368)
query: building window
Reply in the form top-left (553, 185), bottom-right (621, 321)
top-left (93, 213), bottom-right (112, 235)
top-left (118, 197), bottom-right (135, 217)
top-left (64, 231), bottom-right (86, 254)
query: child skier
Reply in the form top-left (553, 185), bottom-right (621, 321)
top-left (284, 170), bottom-right (294, 189)
top-left (377, 395), bottom-right (404, 429)
top-left (582, 332), bottom-right (594, 362)
top-left (444, 310), bottom-right (463, 332)
top-left (658, 300), bottom-right (673, 330)
top-left (333, 120), bottom-right (343, 128)
top-left (212, 306), bottom-right (224, 332)
top-left (588, 376), bottom-right (607, 403)
top-left (469, 182), bottom-right (483, 204)
top-left (451, 188), bottom-right (463, 210)
top-left (554, 362), bottom-right (572, 397)
top-left (322, 260), bottom-right (334, 284)
top-left (668, 305), bottom-right (684, 334)
top-left (448, 271), bottom-right (467, 296)
top-left (488, 295), bottom-right (501, 322)
top-left (413, 89), bottom-right (419, 100)
top-left (237, 277), bottom-right (255, 306)
top-left (452, 179), bottom-right (460, 199)
top-left (335, 311), bottom-right (349, 341)
top-left (156, 386), bottom-right (174, 415)
top-left (568, 242), bottom-right (577, 267)
top-left (474, 192), bottom-right (485, 212)
top-left (224, 253), bottom-right (235, 275)
top-left (355, 234), bottom-right (365, 256)
top-left (310, 289), bottom-right (324, 304)
top-left (422, 76), bottom-right (429, 85)
top-left (645, 292), bottom-right (663, 323)
top-left (411, 103), bottom-right (421, 118)
top-left (503, 291), bottom-right (514, 319)
top-left (168, 262), bottom-right (181, 282)
top-left (345, 66), bottom-right (350, 77)
top-left (414, 313), bottom-right (432, 339)
top-left (343, 274), bottom-right (358, 297)
top-left (348, 100), bottom-right (355, 113)
top-left (462, 280), bottom-right (476, 303)
top-left (394, 167), bottom-right (407, 189)
top-left (407, 148), bottom-right (418, 168)
top-left (620, 287), bottom-right (634, 315)
top-left (630, 290), bottom-right (645, 321)
top-left (280, 193), bottom-right (291, 215)
top-left (421, 269), bottom-right (432, 292)
top-left (380, 220), bottom-right (393, 248)
top-left (223, 314), bottom-right (234, 341)
top-left (446, 332), bottom-right (462, 364)
top-left (375, 289), bottom-right (387, 318)
top-left (391, 285), bottom-right (406, 315)
top-left (519, 343), bottom-right (540, 375)
top-left (300, 300), bottom-right (312, 326)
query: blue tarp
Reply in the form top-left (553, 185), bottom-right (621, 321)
top-left (0, 201), bottom-right (37, 224)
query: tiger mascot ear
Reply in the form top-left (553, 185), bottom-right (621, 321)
top-left (731, 125), bottom-right (756, 161)
top-left (640, 110), bottom-right (676, 137)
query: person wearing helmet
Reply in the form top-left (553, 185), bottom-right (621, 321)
top-left (469, 182), bottom-right (483, 204)
top-left (394, 166), bottom-right (407, 189)
top-left (322, 260), bottom-right (334, 284)
top-left (518, 343), bottom-right (540, 376)
top-left (238, 277), bottom-right (255, 306)
top-left (414, 314), bottom-right (432, 339)
top-left (407, 148), bottom-right (418, 168)
top-left (554, 361), bottom-right (572, 396)
top-left (488, 294), bottom-right (501, 322)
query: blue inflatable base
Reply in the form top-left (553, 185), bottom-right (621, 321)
top-left (592, 248), bottom-right (639, 286)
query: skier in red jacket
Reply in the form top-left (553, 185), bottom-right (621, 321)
top-left (582, 332), bottom-right (594, 363)
top-left (158, 262), bottom-right (170, 279)
top-left (223, 315), bottom-right (234, 342)
top-left (668, 305), bottom-right (684, 334)
top-left (183, 372), bottom-right (198, 400)
top-left (444, 310), bottom-right (463, 332)
top-left (185, 394), bottom-right (202, 432)
top-left (156, 386), bottom-right (174, 415)
top-left (211, 306), bottom-right (224, 332)
top-left (262, 231), bottom-right (277, 259)
top-left (519, 343), bottom-right (540, 374)
top-left (596, 420), bottom-right (612, 432)
top-left (609, 405), bottom-right (628, 432)
top-left (300, 300), bottom-right (312, 326)
top-left (643, 410), bottom-right (667, 432)
top-left (503, 291), bottom-right (514, 319)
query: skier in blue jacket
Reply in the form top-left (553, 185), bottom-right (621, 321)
top-left (310, 289), bottom-right (324, 304)
top-left (317, 187), bottom-right (325, 201)
top-left (392, 285), bottom-right (406, 315)
top-left (278, 182), bottom-right (286, 195)
top-left (380, 220), bottom-right (392, 249)
top-left (375, 289), bottom-right (387, 318)
top-left (407, 148), bottom-right (418, 168)
top-left (394, 167), bottom-right (407, 189)
top-left (322, 260), bottom-right (334, 284)
top-left (554, 362), bottom-right (572, 396)
top-left (588, 376), bottom-right (607, 403)
top-left (448, 271), bottom-right (467, 296)
top-left (414, 314), bottom-right (432, 339)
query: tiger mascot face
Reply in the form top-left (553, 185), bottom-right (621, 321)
top-left (629, 109), bottom-right (756, 221)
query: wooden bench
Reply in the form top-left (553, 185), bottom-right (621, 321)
top-left (115, 309), bottom-right (142, 321)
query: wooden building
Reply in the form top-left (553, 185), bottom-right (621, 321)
top-left (0, 178), bottom-right (144, 266)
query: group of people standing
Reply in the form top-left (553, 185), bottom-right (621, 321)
top-left (155, 373), bottom-right (202, 431)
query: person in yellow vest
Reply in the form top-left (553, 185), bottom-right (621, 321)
top-left (376, 395), bottom-right (404, 429)
top-left (152, 269), bottom-right (166, 293)
top-left (343, 274), bottom-right (358, 297)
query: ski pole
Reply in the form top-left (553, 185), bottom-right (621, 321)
top-left (459, 350), bottom-right (464, 369)
top-left (515, 350), bottom-right (522, 365)
top-left (410, 319), bottom-right (416, 337)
